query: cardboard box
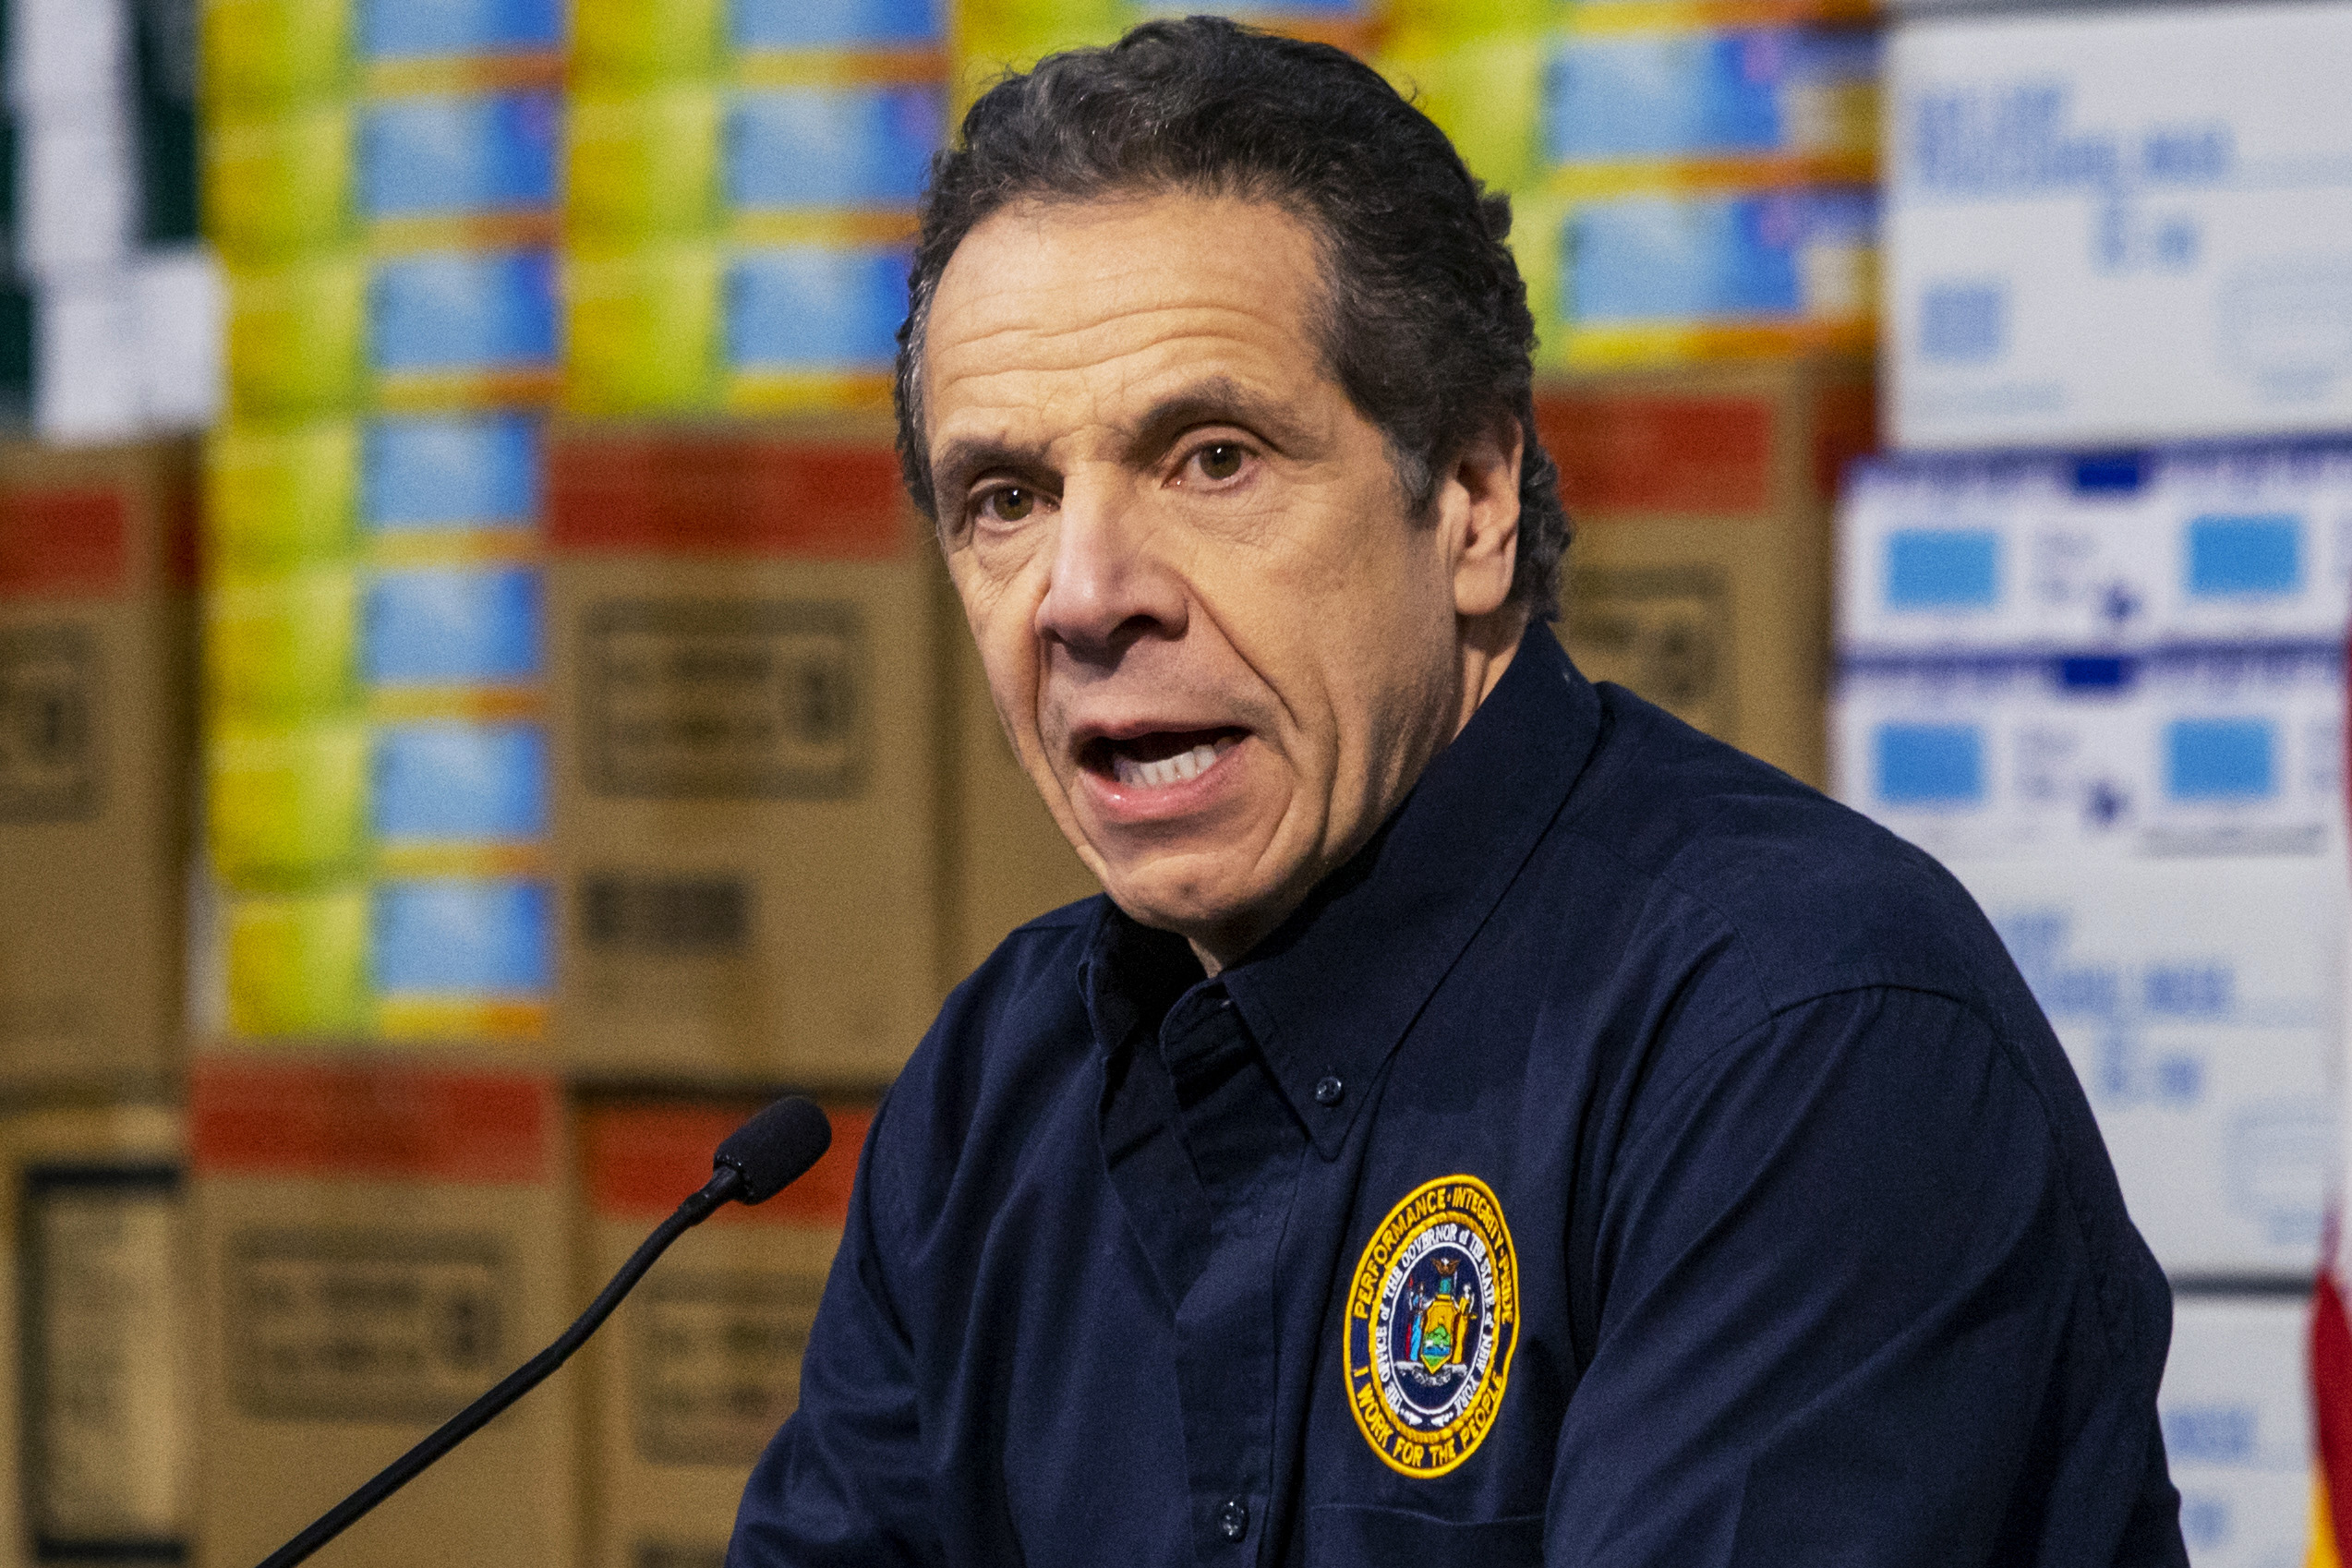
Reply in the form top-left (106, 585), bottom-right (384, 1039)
top-left (577, 1097), bottom-right (871, 1568)
top-left (188, 1055), bottom-right (575, 1568)
top-left (0, 1103), bottom-right (187, 1568)
top-left (1833, 644), bottom-right (2344, 862)
top-left (1885, 2), bottom-right (2352, 451)
top-left (0, 440), bottom-right (194, 1093)
top-left (548, 431), bottom-right (942, 1087)
top-left (2161, 1295), bottom-right (2311, 1566)
top-left (945, 610), bottom-right (1099, 985)
top-left (1539, 355), bottom-right (1875, 788)
top-left (1838, 443), bottom-right (2352, 657)
top-left (1949, 854), bottom-right (2342, 1277)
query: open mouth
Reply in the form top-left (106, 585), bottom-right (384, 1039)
top-left (1082, 728), bottom-right (1246, 790)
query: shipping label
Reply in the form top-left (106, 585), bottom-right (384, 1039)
top-left (630, 1268), bottom-right (823, 1465)
top-left (1563, 565), bottom-right (1734, 742)
top-left (20, 1165), bottom-right (187, 1555)
top-left (225, 1228), bottom-right (511, 1422)
top-left (583, 599), bottom-right (865, 799)
top-left (0, 624), bottom-right (102, 822)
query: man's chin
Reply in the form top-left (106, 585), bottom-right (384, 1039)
top-left (1096, 862), bottom-right (1295, 969)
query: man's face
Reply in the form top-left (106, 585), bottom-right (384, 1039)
top-left (923, 193), bottom-right (1520, 965)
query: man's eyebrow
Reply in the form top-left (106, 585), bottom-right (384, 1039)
top-left (928, 436), bottom-right (1052, 507)
top-left (1119, 377), bottom-right (1305, 463)
top-left (926, 377), bottom-right (1309, 501)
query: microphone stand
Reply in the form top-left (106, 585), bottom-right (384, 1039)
top-left (256, 1163), bottom-right (746, 1568)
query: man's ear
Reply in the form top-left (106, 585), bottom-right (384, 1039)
top-left (1444, 415), bottom-right (1524, 621)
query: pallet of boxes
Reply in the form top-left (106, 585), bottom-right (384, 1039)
top-left (1840, 6), bottom-right (2352, 1562)
top-left (194, 1), bottom-right (576, 1562)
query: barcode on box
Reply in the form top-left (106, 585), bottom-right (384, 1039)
top-left (579, 874), bottom-right (751, 955)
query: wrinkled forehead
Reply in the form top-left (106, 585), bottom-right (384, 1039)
top-left (918, 193), bottom-right (1334, 436)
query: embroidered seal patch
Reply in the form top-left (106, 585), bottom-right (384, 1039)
top-left (1344, 1173), bottom-right (1519, 1478)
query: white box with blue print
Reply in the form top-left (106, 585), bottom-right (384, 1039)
top-left (1947, 855), bottom-right (2343, 1278)
top-left (1832, 645), bottom-right (2343, 862)
top-left (2158, 1295), bottom-right (2311, 1568)
top-left (1884, 1), bottom-right (2352, 451)
top-left (1838, 447), bottom-right (2352, 657)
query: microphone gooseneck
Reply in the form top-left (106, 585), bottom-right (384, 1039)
top-left (253, 1095), bottom-right (835, 1568)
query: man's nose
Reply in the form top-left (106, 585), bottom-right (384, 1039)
top-left (1033, 482), bottom-right (1187, 658)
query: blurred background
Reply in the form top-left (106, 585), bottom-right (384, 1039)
top-left (0, 0), bottom-right (2341, 1562)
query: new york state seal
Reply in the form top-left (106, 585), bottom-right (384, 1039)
top-left (1344, 1173), bottom-right (1519, 1478)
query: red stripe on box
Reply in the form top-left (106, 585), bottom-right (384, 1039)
top-left (1537, 395), bottom-right (1775, 519)
top-left (548, 437), bottom-right (906, 561)
top-left (0, 489), bottom-right (128, 598)
top-left (2315, 1271), bottom-right (2352, 1554)
top-left (190, 1057), bottom-right (555, 1186)
top-left (1812, 380), bottom-right (1879, 507)
top-left (582, 1101), bottom-right (872, 1228)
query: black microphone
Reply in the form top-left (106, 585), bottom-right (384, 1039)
top-left (255, 1095), bottom-right (834, 1568)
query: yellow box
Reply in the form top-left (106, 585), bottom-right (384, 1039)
top-left (201, 0), bottom-right (353, 118)
top-left (221, 886), bottom-right (374, 1038)
top-left (572, 0), bottom-right (728, 90)
top-left (226, 256), bottom-right (368, 417)
top-left (204, 565), bottom-right (363, 724)
top-left (205, 419), bottom-right (361, 575)
top-left (562, 245), bottom-right (725, 416)
top-left (207, 720), bottom-right (372, 888)
top-left (204, 106), bottom-right (356, 265)
top-left (564, 89), bottom-right (727, 243)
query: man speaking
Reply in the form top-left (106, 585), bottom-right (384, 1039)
top-left (730, 18), bottom-right (2185, 1565)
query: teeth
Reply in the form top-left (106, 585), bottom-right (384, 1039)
top-left (1112, 737), bottom-right (1235, 790)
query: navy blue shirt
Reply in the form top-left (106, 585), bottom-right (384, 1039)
top-left (730, 622), bottom-right (2185, 1567)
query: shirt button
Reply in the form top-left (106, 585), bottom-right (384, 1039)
top-left (1217, 1498), bottom-right (1249, 1541)
top-left (1313, 1074), bottom-right (1345, 1106)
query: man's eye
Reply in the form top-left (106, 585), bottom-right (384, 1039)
top-left (981, 487), bottom-right (1036, 523)
top-left (1194, 442), bottom-right (1246, 482)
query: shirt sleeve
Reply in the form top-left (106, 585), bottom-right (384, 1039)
top-left (1546, 984), bottom-right (2178, 1568)
top-left (728, 1095), bottom-right (942, 1568)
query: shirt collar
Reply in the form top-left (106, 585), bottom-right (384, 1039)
top-left (1080, 621), bottom-right (1603, 1156)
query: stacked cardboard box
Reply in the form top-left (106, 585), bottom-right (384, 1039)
top-left (577, 1097), bottom-right (869, 1568)
top-left (187, 1055), bottom-right (574, 1568)
top-left (1836, 448), bottom-right (2349, 1282)
top-left (0, 1103), bottom-right (187, 1566)
top-left (1541, 354), bottom-right (1873, 786)
top-left (545, 428), bottom-right (943, 1083)
top-left (0, 440), bottom-right (195, 1092)
top-left (1850, 10), bottom-right (2352, 1555)
top-left (200, 2), bottom-right (562, 1043)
